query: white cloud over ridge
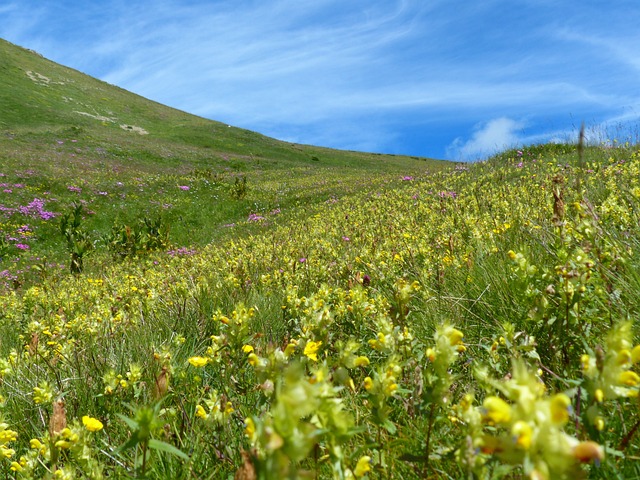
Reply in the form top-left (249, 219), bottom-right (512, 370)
top-left (447, 118), bottom-right (525, 161)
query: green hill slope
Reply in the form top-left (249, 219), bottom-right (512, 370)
top-left (1, 137), bottom-right (640, 478)
top-left (2, 38), bottom-right (640, 480)
top-left (0, 37), bottom-right (450, 279)
top-left (0, 38), bottom-right (445, 173)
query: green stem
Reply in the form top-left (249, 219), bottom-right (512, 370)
top-left (425, 402), bottom-right (436, 475)
top-left (141, 441), bottom-right (148, 478)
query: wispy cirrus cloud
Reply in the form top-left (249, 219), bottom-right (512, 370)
top-left (1, 0), bottom-right (639, 160)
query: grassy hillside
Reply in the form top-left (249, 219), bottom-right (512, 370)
top-left (1, 38), bottom-right (640, 479)
top-left (0, 37), bottom-right (448, 287)
top-left (0, 37), bottom-right (444, 175)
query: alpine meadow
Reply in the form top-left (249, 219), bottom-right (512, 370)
top-left (0, 38), bottom-right (639, 479)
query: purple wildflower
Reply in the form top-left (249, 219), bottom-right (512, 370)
top-left (167, 247), bottom-right (197, 256)
top-left (16, 198), bottom-right (57, 220)
top-left (438, 191), bottom-right (457, 199)
top-left (248, 213), bottom-right (265, 222)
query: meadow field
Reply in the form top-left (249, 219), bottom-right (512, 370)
top-left (1, 39), bottom-right (639, 479)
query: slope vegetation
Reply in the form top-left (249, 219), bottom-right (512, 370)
top-left (1, 37), bottom-right (448, 279)
top-left (1, 38), bottom-right (639, 479)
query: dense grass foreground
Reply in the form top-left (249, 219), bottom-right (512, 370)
top-left (1, 142), bottom-right (640, 479)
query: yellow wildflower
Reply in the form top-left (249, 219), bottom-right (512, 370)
top-left (363, 377), bottom-right (374, 391)
top-left (33, 382), bottom-right (53, 405)
top-left (247, 353), bottom-right (260, 366)
top-left (284, 340), bottom-right (297, 356)
top-left (447, 328), bottom-right (464, 346)
top-left (617, 349), bottom-right (632, 365)
top-left (354, 455), bottom-right (372, 477)
top-left (580, 354), bottom-right (591, 372)
top-left (244, 417), bottom-right (256, 439)
top-left (632, 345), bottom-right (640, 364)
top-left (29, 439), bottom-right (43, 450)
top-left (511, 421), bottom-right (532, 449)
top-left (0, 428), bottom-right (17, 444)
top-left (188, 356), bottom-right (208, 367)
top-left (195, 405), bottom-right (208, 419)
top-left (619, 370), bottom-right (640, 386)
top-left (594, 416), bottom-right (605, 431)
top-left (482, 396), bottom-right (512, 425)
top-left (384, 382), bottom-right (398, 396)
top-left (549, 393), bottom-right (571, 424)
top-left (303, 340), bottom-right (322, 361)
top-left (369, 332), bottom-right (386, 350)
top-left (354, 356), bottom-right (370, 367)
top-left (82, 416), bottom-right (103, 432)
top-left (1, 445), bottom-right (15, 459)
top-left (594, 389), bottom-right (604, 403)
top-left (242, 345), bottom-right (254, 354)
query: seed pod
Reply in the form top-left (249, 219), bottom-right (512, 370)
top-left (50, 398), bottom-right (67, 437)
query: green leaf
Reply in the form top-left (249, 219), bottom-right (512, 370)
top-left (148, 439), bottom-right (190, 460)
top-left (116, 434), bottom-right (141, 453)
top-left (382, 419), bottom-right (397, 435)
top-left (116, 413), bottom-right (139, 430)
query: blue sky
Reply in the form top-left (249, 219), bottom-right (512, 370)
top-left (1, 0), bottom-right (639, 160)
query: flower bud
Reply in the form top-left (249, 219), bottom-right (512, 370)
top-left (594, 389), bottom-right (604, 403)
top-left (619, 371), bottom-right (640, 387)
top-left (482, 396), bottom-right (512, 425)
top-left (511, 421), bottom-right (532, 449)
top-left (573, 441), bottom-right (604, 464)
top-left (616, 349), bottom-right (632, 366)
top-left (632, 345), bottom-right (640, 364)
top-left (550, 393), bottom-right (571, 424)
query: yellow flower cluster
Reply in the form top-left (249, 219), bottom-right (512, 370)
top-left (0, 421), bottom-right (18, 459)
top-left (1, 144), bottom-right (640, 477)
top-left (458, 361), bottom-right (604, 479)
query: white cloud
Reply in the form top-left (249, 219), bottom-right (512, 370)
top-left (447, 117), bottom-right (525, 161)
